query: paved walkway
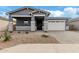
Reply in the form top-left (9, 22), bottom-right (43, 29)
top-left (0, 44), bottom-right (79, 53)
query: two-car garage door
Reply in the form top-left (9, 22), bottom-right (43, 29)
top-left (48, 20), bottom-right (66, 30)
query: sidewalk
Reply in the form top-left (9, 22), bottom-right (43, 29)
top-left (0, 44), bottom-right (79, 53)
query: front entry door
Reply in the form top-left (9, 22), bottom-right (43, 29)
top-left (35, 16), bottom-right (44, 31)
top-left (36, 19), bottom-right (42, 30)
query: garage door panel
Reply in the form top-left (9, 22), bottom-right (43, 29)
top-left (48, 21), bottom-right (65, 30)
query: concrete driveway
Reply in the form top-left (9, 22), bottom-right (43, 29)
top-left (48, 31), bottom-right (79, 44)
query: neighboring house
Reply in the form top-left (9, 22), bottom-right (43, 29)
top-left (7, 7), bottom-right (69, 32)
top-left (69, 17), bottom-right (79, 30)
top-left (0, 16), bottom-right (9, 31)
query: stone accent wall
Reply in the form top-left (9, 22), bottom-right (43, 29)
top-left (43, 21), bottom-right (48, 31)
top-left (8, 22), bottom-right (13, 31)
top-left (8, 15), bottom-right (13, 31)
top-left (31, 16), bottom-right (36, 31)
top-left (43, 16), bottom-right (48, 31)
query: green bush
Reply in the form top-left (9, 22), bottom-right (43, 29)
top-left (0, 30), bottom-right (11, 42)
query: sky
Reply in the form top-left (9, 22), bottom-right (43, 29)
top-left (1, 6), bottom-right (79, 18)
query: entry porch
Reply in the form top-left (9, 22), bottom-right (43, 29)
top-left (8, 16), bottom-right (48, 32)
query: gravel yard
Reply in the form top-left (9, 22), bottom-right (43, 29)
top-left (0, 31), bottom-right (79, 50)
top-left (0, 31), bottom-right (58, 50)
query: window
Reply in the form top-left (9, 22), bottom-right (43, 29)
top-left (52, 21), bottom-right (55, 23)
top-left (55, 21), bottom-right (64, 23)
top-left (56, 21), bottom-right (60, 23)
top-left (61, 21), bottom-right (64, 22)
top-left (49, 21), bottom-right (55, 23)
top-left (24, 20), bottom-right (29, 26)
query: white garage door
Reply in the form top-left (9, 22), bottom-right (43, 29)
top-left (48, 20), bottom-right (65, 30)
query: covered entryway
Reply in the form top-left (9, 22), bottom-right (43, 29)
top-left (35, 16), bottom-right (44, 31)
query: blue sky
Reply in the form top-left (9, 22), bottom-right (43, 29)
top-left (0, 6), bottom-right (79, 18)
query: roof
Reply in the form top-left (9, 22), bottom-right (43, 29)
top-left (47, 17), bottom-right (70, 20)
top-left (69, 17), bottom-right (79, 22)
top-left (7, 7), bottom-right (50, 16)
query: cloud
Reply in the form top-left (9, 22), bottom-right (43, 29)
top-left (46, 7), bottom-right (79, 18)
top-left (0, 11), bottom-right (8, 18)
top-left (63, 7), bottom-right (79, 18)
top-left (46, 10), bottom-right (64, 17)
top-left (0, 7), bottom-right (13, 18)
top-left (64, 7), bottom-right (77, 15)
top-left (45, 10), bottom-right (53, 17)
top-left (53, 10), bottom-right (64, 17)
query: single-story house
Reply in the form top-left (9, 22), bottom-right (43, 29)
top-left (69, 17), bottom-right (79, 30)
top-left (7, 7), bottom-right (69, 32)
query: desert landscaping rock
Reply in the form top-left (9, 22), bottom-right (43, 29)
top-left (0, 31), bottom-right (79, 52)
top-left (0, 32), bottom-right (58, 50)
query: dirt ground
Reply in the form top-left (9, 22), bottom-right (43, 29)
top-left (0, 32), bottom-right (58, 50)
top-left (0, 31), bottom-right (79, 52)
top-left (0, 20), bottom-right (9, 31)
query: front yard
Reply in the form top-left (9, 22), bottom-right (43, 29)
top-left (0, 31), bottom-right (59, 50)
top-left (0, 31), bottom-right (79, 50)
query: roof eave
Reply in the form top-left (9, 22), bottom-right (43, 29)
top-left (7, 7), bottom-right (50, 16)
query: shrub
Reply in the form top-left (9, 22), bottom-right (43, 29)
top-left (25, 31), bottom-right (29, 34)
top-left (17, 31), bottom-right (21, 33)
top-left (41, 34), bottom-right (49, 38)
top-left (0, 30), bottom-right (11, 42)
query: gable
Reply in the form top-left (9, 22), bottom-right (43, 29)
top-left (10, 8), bottom-right (34, 15)
top-left (8, 7), bottom-right (50, 16)
top-left (32, 11), bottom-right (46, 15)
